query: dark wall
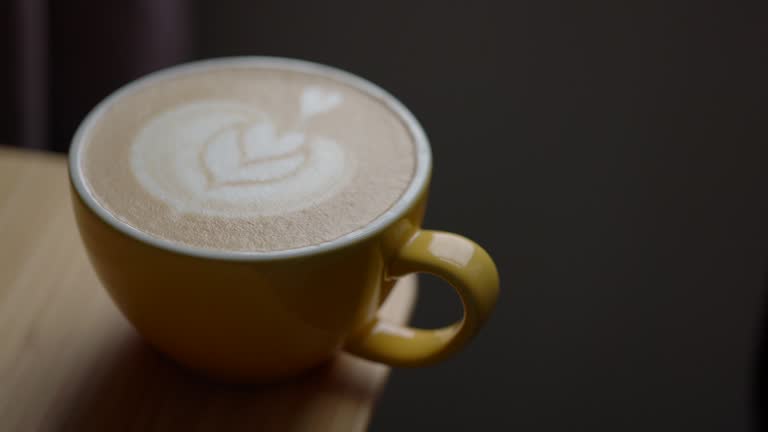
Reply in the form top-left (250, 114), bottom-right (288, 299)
top-left (191, 1), bottom-right (768, 430)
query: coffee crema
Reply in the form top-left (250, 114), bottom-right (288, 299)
top-left (77, 61), bottom-right (417, 252)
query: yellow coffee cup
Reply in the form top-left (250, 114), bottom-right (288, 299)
top-left (69, 57), bottom-right (499, 382)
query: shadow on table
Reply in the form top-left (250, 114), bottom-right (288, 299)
top-left (58, 332), bottom-right (381, 431)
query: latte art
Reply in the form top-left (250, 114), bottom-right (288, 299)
top-left (131, 88), bottom-right (353, 217)
top-left (77, 61), bottom-right (417, 252)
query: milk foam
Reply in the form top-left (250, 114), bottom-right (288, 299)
top-left (131, 87), bottom-right (353, 217)
top-left (78, 62), bottom-right (418, 252)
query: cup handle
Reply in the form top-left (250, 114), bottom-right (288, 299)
top-left (345, 230), bottom-right (499, 367)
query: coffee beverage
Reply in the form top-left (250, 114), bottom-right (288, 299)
top-left (75, 60), bottom-right (417, 252)
top-left (70, 58), bottom-right (499, 380)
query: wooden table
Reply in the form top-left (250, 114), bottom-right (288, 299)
top-left (0, 147), bottom-right (417, 431)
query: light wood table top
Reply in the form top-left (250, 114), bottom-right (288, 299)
top-left (0, 146), bottom-right (416, 431)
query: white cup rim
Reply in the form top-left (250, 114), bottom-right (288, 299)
top-left (69, 56), bottom-right (432, 262)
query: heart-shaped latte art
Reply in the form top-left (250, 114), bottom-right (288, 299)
top-left (301, 87), bottom-right (342, 119)
top-left (202, 122), bottom-right (307, 187)
top-left (130, 95), bottom-right (354, 217)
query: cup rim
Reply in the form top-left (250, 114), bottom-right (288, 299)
top-left (69, 56), bottom-right (432, 261)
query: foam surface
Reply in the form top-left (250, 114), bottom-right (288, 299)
top-left (131, 98), bottom-right (352, 217)
top-left (80, 64), bottom-right (416, 252)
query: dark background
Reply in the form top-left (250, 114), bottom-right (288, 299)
top-left (4, 1), bottom-right (768, 430)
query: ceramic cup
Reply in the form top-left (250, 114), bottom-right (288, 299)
top-left (69, 57), bottom-right (500, 382)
